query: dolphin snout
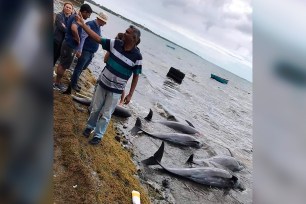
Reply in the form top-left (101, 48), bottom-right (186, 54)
top-left (236, 182), bottom-right (246, 192)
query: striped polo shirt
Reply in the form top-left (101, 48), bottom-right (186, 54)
top-left (98, 38), bottom-right (142, 94)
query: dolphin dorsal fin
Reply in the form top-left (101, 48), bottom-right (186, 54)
top-left (142, 142), bottom-right (164, 166)
top-left (186, 154), bottom-right (194, 164)
top-left (185, 120), bottom-right (195, 128)
top-left (144, 109), bottom-right (153, 121)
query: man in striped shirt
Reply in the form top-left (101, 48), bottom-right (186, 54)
top-left (75, 13), bottom-right (142, 145)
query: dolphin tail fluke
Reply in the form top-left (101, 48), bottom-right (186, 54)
top-left (142, 142), bottom-right (164, 165)
top-left (186, 154), bottom-right (194, 164)
top-left (130, 117), bottom-right (143, 135)
top-left (226, 147), bottom-right (234, 157)
top-left (144, 109), bottom-right (153, 121)
top-left (185, 120), bottom-right (195, 128)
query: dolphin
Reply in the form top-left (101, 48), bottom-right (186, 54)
top-left (113, 105), bottom-right (132, 118)
top-left (72, 95), bottom-right (131, 118)
top-left (156, 103), bottom-right (195, 127)
top-left (144, 109), bottom-right (199, 135)
top-left (72, 95), bottom-right (91, 106)
top-left (186, 154), bottom-right (244, 172)
top-left (142, 142), bottom-right (245, 191)
top-left (133, 118), bottom-right (202, 148)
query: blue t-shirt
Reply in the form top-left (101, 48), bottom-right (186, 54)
top-left (64, 14), bottom-right (83, 49)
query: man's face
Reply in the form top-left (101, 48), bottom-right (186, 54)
top-left (81, 11), bottom-right (91, 20)
top-left (123, 27), bottom-right (136, 45)
top-left (97, 18), bottom-right (106, 26)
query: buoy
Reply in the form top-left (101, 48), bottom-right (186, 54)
top-left (132, 190), bottom-right (141, 204)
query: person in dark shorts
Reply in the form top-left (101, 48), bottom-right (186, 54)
top-left (70, 12), bottom-right (108, 92)
top-left (53, 3), bottom-right (92, 91)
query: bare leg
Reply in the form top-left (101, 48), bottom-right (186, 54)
top-left (55, 64), bottom-right (66, 84)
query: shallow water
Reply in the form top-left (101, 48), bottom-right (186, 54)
top-left (54, 1), bottom-right (252, 203)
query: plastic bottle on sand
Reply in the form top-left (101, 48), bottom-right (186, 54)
top-left (132, 190), bottom-right (140, 204)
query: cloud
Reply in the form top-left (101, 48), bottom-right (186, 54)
top-left (236, 22), bottom-right (252, 35)
top-left (96, 0), bottom-right (252, 69)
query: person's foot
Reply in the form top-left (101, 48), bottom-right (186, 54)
top-left (89, 136), bottom-right (101, 145)
top-left (82, 128), bottom-right (92, 138)
top-left (53, 83), bottom-right (67, 92)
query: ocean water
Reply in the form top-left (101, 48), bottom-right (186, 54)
top-left (54, 1), bottom-right (252, 203)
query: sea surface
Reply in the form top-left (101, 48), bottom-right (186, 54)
top-left (54, 1), bottom-right (252, 203)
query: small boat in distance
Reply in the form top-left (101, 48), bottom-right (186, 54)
top-left (166, 44), bottom-right (175, 50)
top-left (211, 74), bottom-right (229, 84)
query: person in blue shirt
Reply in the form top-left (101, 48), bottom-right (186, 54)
top-left (53, 2), bottom-right (74, 66)
top-left (70, 12), bottom-right (108, 92)
top-left (75, 13), bottom-right (142, 145)
top-left (53, 3), bottom-right (92, 92)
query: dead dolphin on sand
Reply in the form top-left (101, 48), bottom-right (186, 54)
top-left (186, 154), bottom-right (244, 172)
top-left (133, 118), bottom-right (202, 148)
top-left (142, 142), bottom-right (245, 191)
top-left (144, 109), bottom-right (199, 135)
top-left (72, 95), bottom-right (131, 118)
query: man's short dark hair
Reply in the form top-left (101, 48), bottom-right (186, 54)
top-left (80, 4), bottom-right (93, 13)
top-left (129, 25), bottom-right (141, 42)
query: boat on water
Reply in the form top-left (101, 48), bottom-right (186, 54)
top-left (166, 44), bottom-right (175, 50)
top-left (211, 74), bottom-right (229, 84)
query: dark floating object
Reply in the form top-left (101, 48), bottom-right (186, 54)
top-left (210, 74), bottom-right (229, 84)
top-left (166, 44), bottom-right (175, 50)
top-left (166, 67), bottom-right (185, 84)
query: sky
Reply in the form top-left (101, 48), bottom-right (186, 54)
top-left (95, 0), bottom-right (252, 81)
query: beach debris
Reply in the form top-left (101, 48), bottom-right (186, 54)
top-left (115, 135), bottom-right (121, 142)
top-left (73, 185), bottom-right (78, 188)
top-left (162, 179), bottom-right (170, 188)
top-left (122, 139), bottom-right (128, 145)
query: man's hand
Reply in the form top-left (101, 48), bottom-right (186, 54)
top-left (73, 36), bottom-right (80, 45)
top-left (76, 51), bottom-right (81, 58)
top-left (123, 94), bottom-right (132, 105)
top-left (75, 12), bottom-right (85, 26)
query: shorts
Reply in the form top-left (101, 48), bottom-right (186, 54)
top-left (59, 40), bottom-right (76, 69)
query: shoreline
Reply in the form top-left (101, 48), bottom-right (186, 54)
top-left (53, 68), bottom-right (152, 203)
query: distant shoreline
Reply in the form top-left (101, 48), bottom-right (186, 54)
top-left (85, 0), bottom-right (204, 59)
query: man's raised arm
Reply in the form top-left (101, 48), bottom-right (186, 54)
top-left (75, 12), bottom-right (101, 43)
